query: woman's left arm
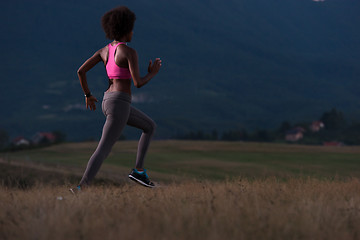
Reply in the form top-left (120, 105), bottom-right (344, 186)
top-left (127, 48), bottom-right (161, 88)
top-left (77, 51), bottom-right (102, 110)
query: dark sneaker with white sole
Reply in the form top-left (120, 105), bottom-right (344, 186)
top-left (129, 169), bottom-right (155, 188)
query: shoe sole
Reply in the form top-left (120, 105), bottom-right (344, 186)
top-left (128, 175), bottom-right (155, 188)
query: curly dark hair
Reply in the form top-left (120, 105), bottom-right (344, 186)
top-left (101, 6), bottom-right (136, 41)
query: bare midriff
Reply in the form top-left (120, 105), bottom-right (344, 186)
top-left (106, 79), bottom-right (132, 95)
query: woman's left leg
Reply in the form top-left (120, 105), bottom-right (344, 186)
top-left (127, 106), bottom-right (156, 169)
top-left (78, 94), bottom-right (131, 186)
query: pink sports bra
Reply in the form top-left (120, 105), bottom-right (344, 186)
top-left (106, 42), bottom-right (132, 79)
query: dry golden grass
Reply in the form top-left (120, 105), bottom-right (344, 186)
top-left (1, 178), bottom-right (360, 240)
top-left (1, 141), bottom-right (360, 239)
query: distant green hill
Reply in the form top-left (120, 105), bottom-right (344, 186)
top-left (1, 0), bottom-right (359, 140)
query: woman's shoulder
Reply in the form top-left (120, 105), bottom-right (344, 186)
top-left (100, 44), bottom-right (110, 52)
top-left (93, 45), bottom-right (108, 54)
top-left (127, 45), bottom-right (137, 54)
top-left (120, 44), bottom-right (137, 57)
top-left (96, 45), bottom-right (109, 62)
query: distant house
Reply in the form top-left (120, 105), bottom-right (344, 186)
top-left (32, 132), bottom-right (56, 145)
top-left (310, 121), bottom-right (324, 132)
top-left (12, 136), bottom-right (30, 147)
top-left (285, 127), bottom-right (305, 142)
top-left (323, 141), bottom-right (344, 147)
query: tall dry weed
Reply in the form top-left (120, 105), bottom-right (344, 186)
top-left (1, 178), bottom-right (359, 240)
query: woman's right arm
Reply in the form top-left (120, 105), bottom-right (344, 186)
top-left (77, 51), bottom-right (102, 110)
top-left (127, 48), bottom-right (162, 88)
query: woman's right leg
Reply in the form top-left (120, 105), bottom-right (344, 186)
top-left (79, 93), bottom-right (131, 186)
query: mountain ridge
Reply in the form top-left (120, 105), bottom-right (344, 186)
top-left (1, 0), bottom-right (359, 140)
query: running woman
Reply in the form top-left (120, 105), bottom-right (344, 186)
top-left (70, 6), bottom-right (161, 193)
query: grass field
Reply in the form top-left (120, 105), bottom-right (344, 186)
top-left (2, 140), bottom-right (360, 182)
top-left (1, 141), bottom-right (360, 240)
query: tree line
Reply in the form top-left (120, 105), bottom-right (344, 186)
top-left (175, 108), bottom-right (360, 145)
top-left (0, 130), bottom-right (66, 151)
top-left (1, 108), bottom-right (360, 149)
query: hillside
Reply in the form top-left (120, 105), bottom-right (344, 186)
top-left (1, 0), bottom-right (360, 140)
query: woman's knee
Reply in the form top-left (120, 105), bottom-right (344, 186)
top-left (146, 119), bottom-right (157, 135)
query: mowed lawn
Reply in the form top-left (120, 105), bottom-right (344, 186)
top-left (2, 140), bottom-right (360, 182)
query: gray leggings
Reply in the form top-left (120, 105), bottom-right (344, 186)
top-left (79, 91), bottom-right (156, 186)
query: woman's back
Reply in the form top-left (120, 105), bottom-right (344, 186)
top-left (105, 42), bottom-right (132, 80)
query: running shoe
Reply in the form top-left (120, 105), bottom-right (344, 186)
top-left (69, 185), bottom-right (81, 195)
top-left (128, 169), bottom-right (155, 188)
